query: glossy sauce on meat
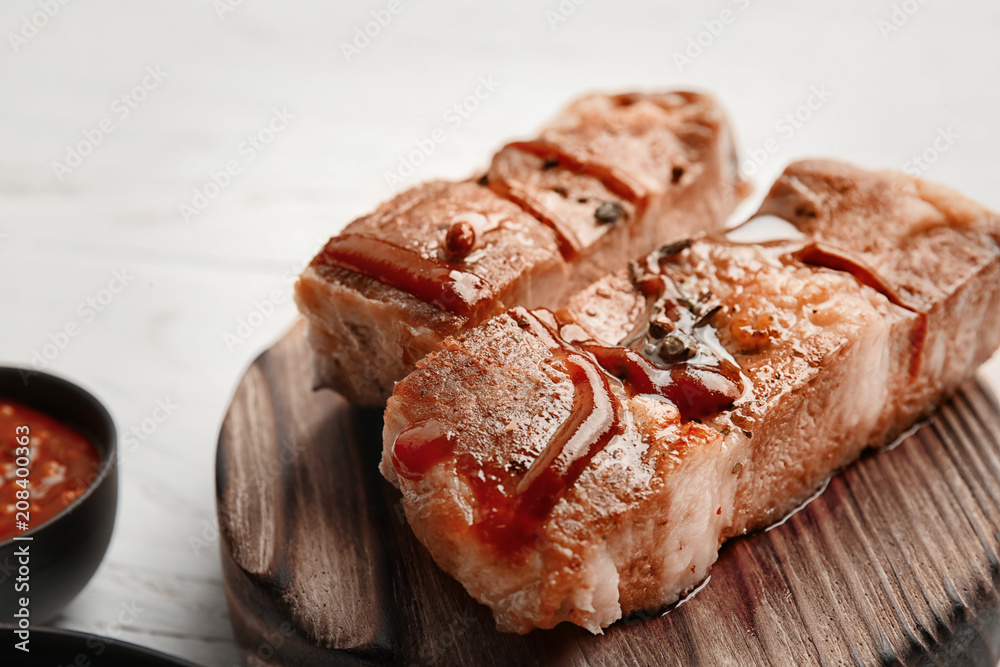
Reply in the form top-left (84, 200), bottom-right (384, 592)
top-left (464, 341), bottom-right (623, 558)
top-left (314, 233), bottom-right (494, 320)
top-left (506, 140), bottom-right (639, 205)
top-left (392, 309), bottom-right (626, 558)
top-left (316, 137), bottom-right (647, 318)
top-left (391, 283), bottom-right (743, 557)
top-left (391, 420), bottom-right (456, 481)
top-left (583, 344), bottom-right (742, 422)
top-left (572, 254), bottom-right (744, 422)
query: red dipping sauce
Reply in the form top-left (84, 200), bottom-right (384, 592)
top-left (0, 400), bottom-right (102, 543)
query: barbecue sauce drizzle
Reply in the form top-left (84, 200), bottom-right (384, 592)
top-left (487, 140), bottom-right (641, 260)
top-left (464, 312), bottom-right (625, 558)
top-left (575, 251), bottom-right (744, 422)
top-left (317, 136), bottom-right (645, 316)
top-left (390, 309), bottom-right (625, 557)
top-left (485, 171), bottom-right (583, 259)
top-left (391, 252), bottom-right (745, 558)
top-left (314, 233), bottom-right (494, 320)
top-left (506, 140), bottom-right (640, 205)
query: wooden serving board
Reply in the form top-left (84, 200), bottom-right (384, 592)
top-left (217, 320), bottom-right (1000, 666)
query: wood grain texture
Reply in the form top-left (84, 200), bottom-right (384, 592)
top-left (216, 320), bottom-right (1000, 666)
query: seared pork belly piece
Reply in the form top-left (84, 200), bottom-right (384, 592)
top-left (295, 91), bottom-right (743, 405)
top-left (380, 160), bottom-right (1000, 633)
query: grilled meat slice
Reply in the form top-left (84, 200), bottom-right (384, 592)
top-left (295, 91), bottom-right (742, 405)
top-left (380, 160), bottom-right (1000, 633)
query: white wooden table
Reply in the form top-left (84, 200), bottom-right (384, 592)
top-left (1, 1), bottom-right (997, 664)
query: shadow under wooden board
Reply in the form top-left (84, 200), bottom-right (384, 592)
top-left (216, 320), bottom-right (1000, 666)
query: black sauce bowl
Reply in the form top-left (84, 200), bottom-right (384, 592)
top-left (0, 368), bottom-right (118, 624)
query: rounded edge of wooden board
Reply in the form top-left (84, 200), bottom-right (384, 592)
top-left (216, 321), bottom-right (1000, 666)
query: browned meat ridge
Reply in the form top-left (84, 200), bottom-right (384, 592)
top-left (295, 91), bottom-right (743, 406)
top-left (380, 159), bottom-right (1000, 633)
